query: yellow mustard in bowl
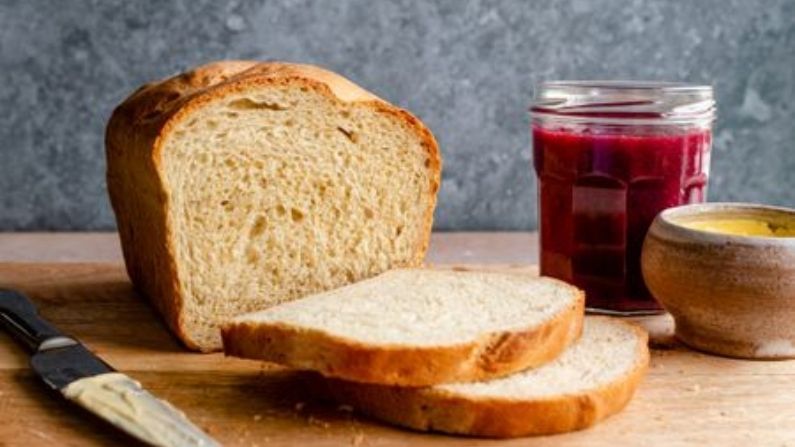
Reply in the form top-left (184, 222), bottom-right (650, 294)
top-left (642, 202), bottom-right (795, 359)
top-left (680, 218), bottom-right (795, 237)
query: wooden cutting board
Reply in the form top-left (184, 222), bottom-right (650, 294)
top-left (1, 263), bottom-right (794, 446)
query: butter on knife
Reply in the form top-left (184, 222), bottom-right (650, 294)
top-left (0, 289), bottom-right (219, 447)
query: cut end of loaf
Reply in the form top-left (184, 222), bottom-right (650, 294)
top-left (159, 66), bottom-right (440, 350)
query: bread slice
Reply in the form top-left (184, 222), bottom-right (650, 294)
top-left (314, 317), bottom-right (649, 438)
top-left (222, 269), bottom-right (585, 386)
top-left (106, 61), bottom-right (441, 351)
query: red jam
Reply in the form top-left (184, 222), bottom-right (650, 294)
top-left (533, 126), bottom-right (712, 312)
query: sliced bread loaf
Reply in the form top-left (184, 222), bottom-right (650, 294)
top-left (222, 269), bottom-right (585, 386)
top-left (315, 317), bottom-right (649, 438)
top-left (106, 61), bottom-right (441, 351)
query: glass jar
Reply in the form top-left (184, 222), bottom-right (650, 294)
top-left (531, 81), bottom-right (715, 314)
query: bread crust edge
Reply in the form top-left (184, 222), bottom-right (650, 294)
top-left (220, 279), bottom-right (585, 387)
top-left (316, 318), bottom-right (650, 437)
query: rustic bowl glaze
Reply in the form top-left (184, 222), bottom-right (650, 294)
top-left (641, 203), bottom-right (795, 359)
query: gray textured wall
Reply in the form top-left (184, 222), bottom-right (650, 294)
top-left (1, 0), bottom-right (794, 230)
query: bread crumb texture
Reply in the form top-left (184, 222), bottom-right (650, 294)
top-left (234, 269), bottom-right (578, 346)
top-left (107, 61), bottom-right (441, 350)
top-left (438, 317), bottom-right (642, 397)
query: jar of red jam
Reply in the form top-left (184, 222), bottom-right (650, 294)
top-left (531, 82), bottom-right (715, 314)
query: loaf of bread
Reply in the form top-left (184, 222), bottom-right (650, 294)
top-left (222, 269), bottom-right (585, 386)
top-left (106, 61), bottom-right (441, 351)
top-left (316, 317), bottom-right (649, 438)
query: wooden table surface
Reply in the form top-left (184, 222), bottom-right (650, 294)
top-left (0, 233), bottom-right (793, 446)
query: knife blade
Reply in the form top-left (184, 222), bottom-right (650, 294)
top-left (0, 289), bottom-right (220, 447)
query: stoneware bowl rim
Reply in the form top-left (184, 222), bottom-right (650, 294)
top-left (655, 202), bottom-right (795, 247)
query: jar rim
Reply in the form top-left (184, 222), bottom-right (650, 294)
top-left (530, 80), bottom-right (715, 126)
top-left (537, 80), bottom-right (712, 92)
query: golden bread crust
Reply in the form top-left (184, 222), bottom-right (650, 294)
top-left (314, 319), bottom-right (649, 438)
top-left (221, 288), bottom-right (584, 386)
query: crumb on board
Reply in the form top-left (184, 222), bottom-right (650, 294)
top-left (295, 402), bottom-right (305, 412)
top-left (687, 383), bottom-right (701, 392)
top-left (253, 414), bottom-right (262, 421)
top-left (307, 415), bottom-right (331, 429)
top-left (337, 404), bottom-right (354, 413)
top-left (351, 431), bottom-right (366, 446)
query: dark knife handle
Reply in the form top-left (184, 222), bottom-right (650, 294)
top-left (0, 289), bottom-right (71, 353)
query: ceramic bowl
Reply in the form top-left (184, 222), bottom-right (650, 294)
top-left (641, 203), bottom-right (795, 359)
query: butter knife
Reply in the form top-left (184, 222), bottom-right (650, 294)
top-left (0, 289), bottom-right (220, 447)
